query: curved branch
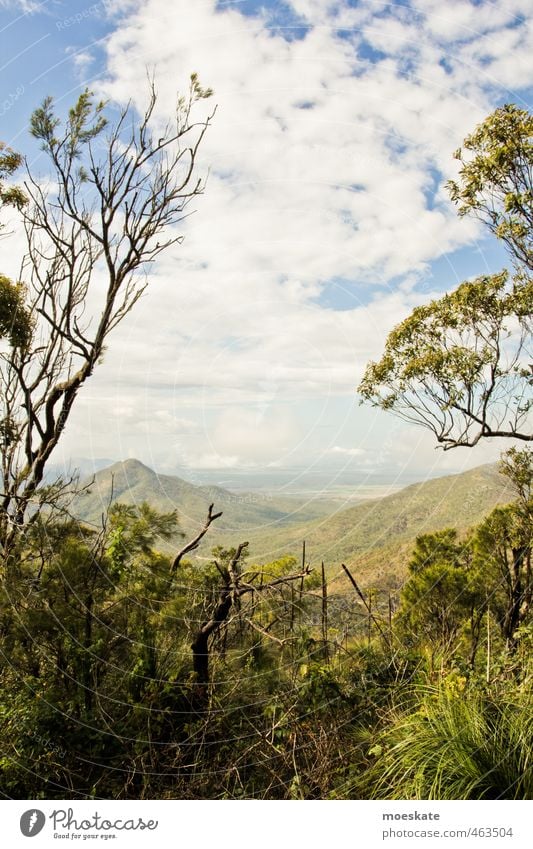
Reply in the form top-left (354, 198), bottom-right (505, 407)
top-left (170, 503), bottom-right (223, 573)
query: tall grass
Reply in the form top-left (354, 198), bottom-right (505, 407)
top-left (357, 677), bottom-right (533, 799)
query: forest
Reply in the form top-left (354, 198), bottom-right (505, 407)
top-left (0, 84), bottom-right (531, 800)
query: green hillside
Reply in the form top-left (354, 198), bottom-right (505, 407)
top-left (259, 462), bottom-right (514, 568)
top-left (71, 458), bottom-right (338, 538)
top-left (71, 460), bottom-right (515, 591)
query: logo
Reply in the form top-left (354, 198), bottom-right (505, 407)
top-left (20, 810), bottom-right (46, 837)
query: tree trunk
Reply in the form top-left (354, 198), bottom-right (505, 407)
top-left (191, 588), bottom-right (233, 686)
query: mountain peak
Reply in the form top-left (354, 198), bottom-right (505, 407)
top-left (111, 458), bottom-right (155, 474)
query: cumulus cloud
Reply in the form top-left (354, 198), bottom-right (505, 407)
top-left (0, 0), bottom-right (40, 11)
top-left (29, 0), bottom-right (533, 473)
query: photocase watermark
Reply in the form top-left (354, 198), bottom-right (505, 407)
top-left (0, 85), bottom-right (24, 117)
top-left (19, 807), bottom-right (159, 839)
top-left (20, 809), bottom-right (46, 837)
top-left (203, 486), bottom-right (273, 504)
top-left (56, 0), bottom-right (113, 30)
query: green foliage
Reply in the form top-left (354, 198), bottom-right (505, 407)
top-left (107, 501), bottom-right (180, 567)
top-left (0, 141), bottom-right (27, 213)
top-left (0, 274), bottom-right (33, 350)
top-left (447, 104), bottom-right (532, 271)
top-left (0, 146), bottom-right (31, 351)
top-left (0, 503), bottom-right (200, 796)
top-left (397, 529), bottom-right (480, 650)
top-left (30, 89), bottom-right (107, 159)
top-left (474, 499), bottom-right (532, 647)
top-left (357, 677), bottom-right (533, 799)
top-left (499, 446), bottom-right (533, 504)
top-left (0, 485), bottom-right (531, 799)
top-left (359, 271), bottom-right (532, 448)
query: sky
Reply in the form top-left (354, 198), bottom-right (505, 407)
top-left (0, 0), bottom-right (532, 489)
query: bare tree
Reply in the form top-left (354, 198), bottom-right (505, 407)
top-left (170, 503), bottom-right (223, 573)
top-left (170, 506), bottom-right (313, 687)
top-left (190, 547), bottom-right (312, 686)
top-left (0, 77), bottom-right (214, 562)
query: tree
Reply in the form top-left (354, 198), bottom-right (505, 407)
top-left (358, 271), bottom-right (532, 448)
top-left (396, 529), bottom-right (481, 658)
top-left (499, 445), bottom-right (533, 505)
top-left (359, 103), bottom-right (532, 450)
top-left (0, 146), bottom-right (32, 349)
top-left (473, 447), bottom-right (533, 649)
top-left (474, 503), bottom-right (531, 649)
top-left (0, 77), bottom-right (214, 561)
top-left (447, 104), bottom-right (532, 272)
top-left (0, 141), bottom-right (27, 219)
top-left (186, 537), bottom-right (311, 687)
top-left (0, 275), bottom-right (33, 350)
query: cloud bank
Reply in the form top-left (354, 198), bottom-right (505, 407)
top-left (24, 0), bottom-right (533, 474)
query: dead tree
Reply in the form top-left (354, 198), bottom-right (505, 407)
top-left (321, 560), bottom-right (329, 660)
top-left (341, 564), bottom-right (391, 649)
top-left (0, 77), bottom-right (214, 562)
top-left (190, 543), bottom-right (311, 687)
top-left (168, 503), bottom-right (312, 687)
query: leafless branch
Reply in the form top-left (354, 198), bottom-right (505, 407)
top-left (0, 80), bottom-right (213, 561)
top-left (170, 503), bottom-right (223, 573)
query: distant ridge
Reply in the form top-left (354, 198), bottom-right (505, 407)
top-left (70, 459), bottom-right (515, 588)
top-left (272, 461), bottom-right (514, 587)
top-left (71, 457), bottom-right (337, 537)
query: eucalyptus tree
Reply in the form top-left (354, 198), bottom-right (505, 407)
top-left (359, 104), bottom-right (532, 450)
top-left (0, 146), bottom-right (31, 350)
top-left (0, 77), bottom-right (213, 562)
top-left (447, 104), bottom-right (532, 273)
top-left (359, 271), bottom-right (532, 449)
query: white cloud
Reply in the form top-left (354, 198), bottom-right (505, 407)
top-left (0, 0), bottom-right (40, 11)
top-left (329, 446), bottom-right (366, 457)
top-left (184, 452), bottom-right (239, 470)
top-left (98, 0), bottom-right (522, 296)
top-left (20, 0), bottom-right (533, 473)
top-left (67, 47), bottom-right (94, 73)
top-left (415, 0), bottom-right (529, 42)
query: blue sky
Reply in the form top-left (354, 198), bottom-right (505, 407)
top-left (1, 0), bottom-right (532, 484)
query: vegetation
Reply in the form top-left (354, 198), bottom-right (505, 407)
top-left (0, 80), bottom-right (213, 562)
top-left (357, 676), bottom-right (533, 800)
top-left (0, 140), bottom-right (27, 216)
top-left (358, 271), bottom-right (532, 448)
top-left (359, 103), bottom-right (532, 449)
top-left (0, 144), bottom-right (32, 351)
top-left (447, 103), bottom-right (532, 272)
top-left (0, 97), bottom-right (531, 800)
top-left (71, 457), bottom-right (513, 566)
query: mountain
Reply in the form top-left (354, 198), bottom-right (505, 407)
top-left (259, 461), bottom-right (513, 558)
top-left (259, 462), bottom-right (514, 589)
top-left (71, 458), bottom-right (338, 538)
top-left (70, 459), bottom-right (515, 590)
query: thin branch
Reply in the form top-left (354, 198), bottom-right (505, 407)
top-left (170, 503), bottom-right (223, 573)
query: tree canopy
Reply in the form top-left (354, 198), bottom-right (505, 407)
top-left (359, 104), bottom-right (532, 450)
top-left (0, 146), bottom-right (32, 349)
top-left (0, 275), bottom-right (33, 350)
top-left (0, 141), bottom-right (27, 216)
top-left (447, 103), bottom-right (532, 272)
top-left (359, 270), bottom-right (532, 448)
